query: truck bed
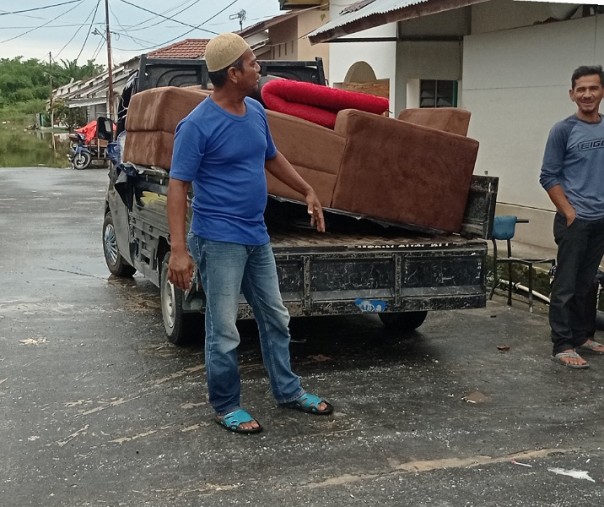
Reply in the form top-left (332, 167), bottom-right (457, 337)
top-left (110, 164), bottom-right (495, 319)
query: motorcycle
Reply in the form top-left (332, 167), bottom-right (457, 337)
top-left (68, 132), bottom-right (93, 170)
top-left (68, 117), bottom-right (115, 170)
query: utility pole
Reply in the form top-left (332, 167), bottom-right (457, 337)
top-left (48, 52), bottom-right (54, 129)
top-left (105, 0), bottom-right (114, 119)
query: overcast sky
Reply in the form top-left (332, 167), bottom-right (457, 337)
top-left (0, 0), bottom-right (286, 66)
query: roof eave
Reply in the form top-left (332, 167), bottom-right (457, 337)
top-left (308, 0), bottom-right (487, 44)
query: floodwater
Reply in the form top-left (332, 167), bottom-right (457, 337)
top-left (0, 126), bottom-right (71, 167)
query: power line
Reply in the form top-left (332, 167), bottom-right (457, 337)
top-left (0, 1), bottom-right (82, 44)
top-left (0, 1), bottom-right (84, 17)
top-left (118, 0), bottom-right (220, 34)
top-left (55, 0), bottom-right (101, 61)
top-left (0, 24), bottom-right (101, 30)
top-left (109, 0), bottom-right (240, 53)
top-left (91, 34), bottom-right (105, 61)
top-left (117, 0), bottom-right (202, 33)
top-left (74, 0), bottom-right (101, 62)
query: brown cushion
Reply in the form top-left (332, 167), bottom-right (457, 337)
top-left (266, 110), bottom-right (345, 207)
top-left (122, 130), bottom-right (174, 170)
top-left (332, 109), bottom-right (478, 233)
top-left (396, 108), bottom-right (471, 136)
top-left (125, 86), bottom-right (209, 133)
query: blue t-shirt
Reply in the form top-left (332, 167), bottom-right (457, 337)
top-left (540, 114), bottom-right (604, 220)
top-left (170, 96), bottom-right (278, 245)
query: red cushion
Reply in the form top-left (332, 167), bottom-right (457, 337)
top-left (261, 79), bottom-right (389, 129)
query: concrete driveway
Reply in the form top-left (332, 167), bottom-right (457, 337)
top-left (0, 167), bottom-right (603, 506)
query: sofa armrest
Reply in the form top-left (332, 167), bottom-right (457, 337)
top-left (332, 109), bottom-right (479, 233)
top-left (266, 110), bottom-right (346, 207)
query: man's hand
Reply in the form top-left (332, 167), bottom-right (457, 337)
top-left (265, 152), bottom-right (326, 233)
top-left (168, 250), bottom-right (195, 291)
top-left (565, 208), bottom-right (577, 227)
top-left (546, 184), bottom-right (576, 227)
top-left (305, 189), bottom-right (325, 233)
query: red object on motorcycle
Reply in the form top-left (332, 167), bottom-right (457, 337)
top-left (75, 121), bottom-right (98, 144)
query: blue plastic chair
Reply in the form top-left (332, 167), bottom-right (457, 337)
top-left (489, 215), bottom-right (555, 311)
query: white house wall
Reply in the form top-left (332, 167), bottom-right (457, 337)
top-left (329, 23), bottom-right (397, 103)
top-left (463, 9), bottom-right (604, 247)
top-left (297, 10), bottom-right (330, 71)
top-left (395, 41), bottom-right (462, 113)
top-left (326, 1), bottom-right (397, 108)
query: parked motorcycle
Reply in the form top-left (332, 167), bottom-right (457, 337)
top-left (68, 117), bottom-right (115, 170)
top-left (68, 132), bottom-right (93, 170)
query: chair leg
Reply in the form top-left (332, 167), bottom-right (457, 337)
top-left (489, 240), bottom-right (498, 300)
top-left (528, 263), bottom-right (534, 312)
top-left (506, 240), bottom-right (513, 306)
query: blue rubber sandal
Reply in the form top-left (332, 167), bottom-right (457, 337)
top-left (215, 408), bottom-right (263, 434)
top-left (280, 392), bottom-right (334, 415)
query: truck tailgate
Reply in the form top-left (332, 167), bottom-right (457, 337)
top-left (266, 227), bottom-right (487, 318)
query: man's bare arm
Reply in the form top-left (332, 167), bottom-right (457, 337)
top-left (167, 178), bottom-right (195, 290)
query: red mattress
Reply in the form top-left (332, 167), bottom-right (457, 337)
top-left (261, 79), bottom-right (389, 128)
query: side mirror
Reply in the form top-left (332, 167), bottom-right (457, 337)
top-left (96, 116), bottom-right (115, 141)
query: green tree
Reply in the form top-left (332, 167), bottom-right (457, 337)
top-left (52, 98), bottom-right (86, 130)
top-left (0, 57), bottom-right (105, 107)
top-left (57, 58), bottom-right (104, 83)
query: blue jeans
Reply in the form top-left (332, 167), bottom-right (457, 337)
top-left (188, 235), bottom-right (304, 415)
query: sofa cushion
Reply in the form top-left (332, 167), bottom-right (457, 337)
top-left (125, 86), bottom-right (209, 133)
top-left (122, 130), bottom-right (174, 170)
top-left (123, 86), bottom-right (209, 169)
top-left (397, 107), bottom-right (471, 136)
top-left (261, 79), bottom-right (389, 129)
top-left (332, 109), bottom-right (479, 233)
top-left (266, 110), bottom-right (345, 206)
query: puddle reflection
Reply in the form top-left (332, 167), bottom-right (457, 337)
top-left (0, 127), bottom-right (71, 167)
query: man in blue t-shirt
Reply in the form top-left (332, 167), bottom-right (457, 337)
top-left (167, 33), bottom-right (333, 433)
top-left (540, 65), bottom-right (604, 369)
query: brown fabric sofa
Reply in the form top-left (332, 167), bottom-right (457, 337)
top-left (267, 108), bottom-right (478, 233)
top-left (123, 86), bottom-right (210, 170)
top-left (123, 86), bottom-right (479, 233)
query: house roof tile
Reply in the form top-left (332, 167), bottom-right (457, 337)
top-left (147, 38), bottom-right (210, 59)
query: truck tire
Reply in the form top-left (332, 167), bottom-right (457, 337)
top-left (379, 311), bottom-right (428, 332)
top-left (160, 252), bottom-right (203, 346)
top-left (102, 212), bottom-right (136, 277)
top-left (72, 151), bottom-right (92, 170)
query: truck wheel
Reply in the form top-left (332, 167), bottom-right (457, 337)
top-left (72, 151), bottom-right (92, 170)
top-left (160, 253), bottom-right (203, 346)
top-left (379, 311), bottom-right (428, 332)
top-left (102, 212), bottom-right (136, 277)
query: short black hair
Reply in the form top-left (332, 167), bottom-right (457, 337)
top-left (571, 65), bottom-right (604, 89)
top-left (208, 56), bottom-right (245, 88)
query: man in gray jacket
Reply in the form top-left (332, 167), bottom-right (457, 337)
top-left (540, 64), bottom-right (604, 368)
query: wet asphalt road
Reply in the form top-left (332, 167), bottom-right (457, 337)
top-left (0, 166), bottom-right (603, 507)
